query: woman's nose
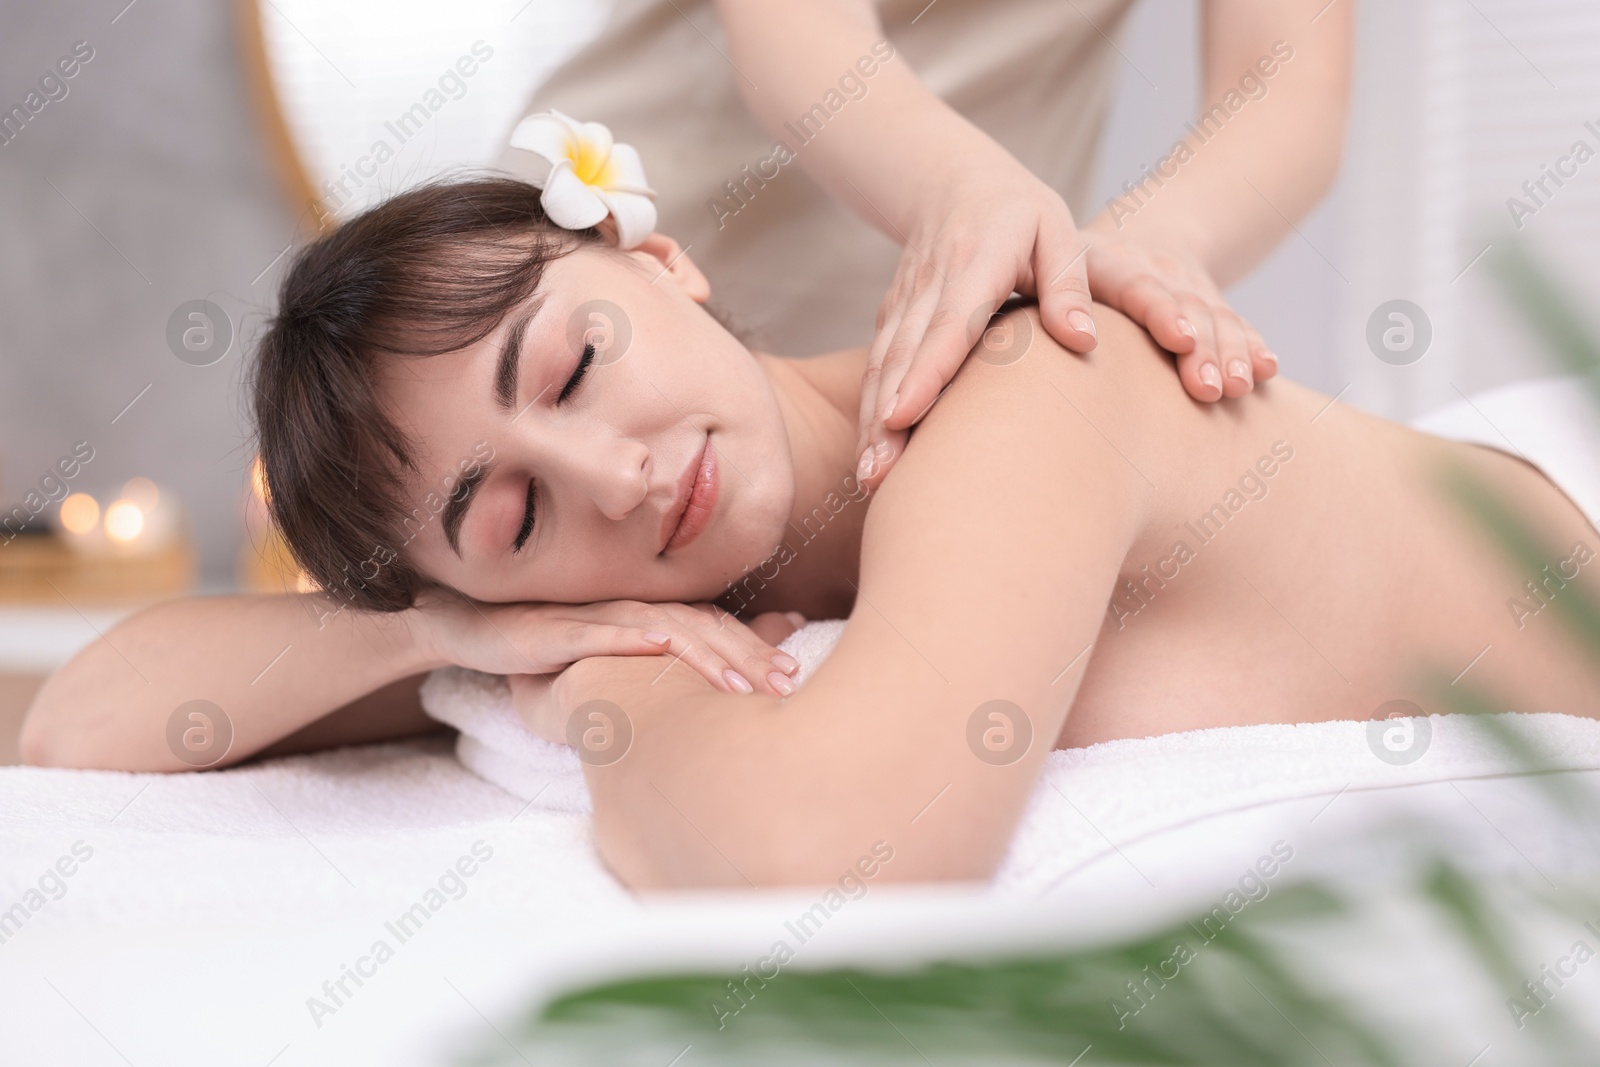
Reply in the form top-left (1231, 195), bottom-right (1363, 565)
top-left (544, 425), bottom-right (650, 521)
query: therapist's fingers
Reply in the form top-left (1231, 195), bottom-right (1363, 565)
top-left (1033, 220), bottom-right (1098, 354)
top-left (879, 282), bottom-right (1001, 437)
top-left (1244, 321), bottom-right (1278, 383)
top-left (1213, 311), bottom-right (1254, 398)
top-left (856, 273), bottom-right (941, 471)
top-left (855, 303), bottom-right (902, 468)
top-left (871, 281), bottom-right (946, 435)
top-left (1110, 275), bottom-right (1197, 360)
top-left (855, 428), bottom-right (904, 491)
top-left (1173, 295), bottom-right (1224, 402)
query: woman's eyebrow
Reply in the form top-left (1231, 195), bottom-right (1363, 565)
top-left (493, 301), bottom-right (543, 411)
top-left (442, 462), bottom-right (492, 559)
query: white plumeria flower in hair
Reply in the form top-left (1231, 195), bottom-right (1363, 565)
top-left (508, 109), bottom-right (658, 250)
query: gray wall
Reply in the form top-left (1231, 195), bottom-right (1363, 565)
top-left (0, 0), bottom-right (294, 588)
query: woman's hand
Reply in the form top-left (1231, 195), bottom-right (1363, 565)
top-left (509, 609), bottom-right (808, 746)
top-left (412, 588), bottom-right (804, 697)
top-left (1080, 227), bottom-right (1278, 404)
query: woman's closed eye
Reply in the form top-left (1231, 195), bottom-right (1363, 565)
top-left (512, 342), bottom-right (597, 555)
top-left (556, 341), bottom-right (596, 404)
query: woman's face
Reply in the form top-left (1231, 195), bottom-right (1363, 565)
top-left (380, 241), bottom-right (797, 605)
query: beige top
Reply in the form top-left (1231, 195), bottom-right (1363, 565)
top-left (494, 0), bottom-right (1137, 356)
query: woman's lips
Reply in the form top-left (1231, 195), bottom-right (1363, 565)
top-left (662, 434), bottom-right (718, 554)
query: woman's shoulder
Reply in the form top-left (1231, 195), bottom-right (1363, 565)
top-left (917, 301), bottom-right (1189, 465)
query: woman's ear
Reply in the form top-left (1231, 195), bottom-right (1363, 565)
top-left (630, 232), bottom-right (711, 303)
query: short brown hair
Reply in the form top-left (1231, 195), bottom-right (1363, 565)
top-left (250, 176), bottom-right (601, 613)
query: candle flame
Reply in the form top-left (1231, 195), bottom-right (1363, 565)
top-left (105, 500), bottom-right (145, 543)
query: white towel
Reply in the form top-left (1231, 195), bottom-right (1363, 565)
top-left (1411, 371), bottom-right (1600, 528)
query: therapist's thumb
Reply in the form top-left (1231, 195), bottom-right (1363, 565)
top-left (1037, 227), bottom-right (1097, 353)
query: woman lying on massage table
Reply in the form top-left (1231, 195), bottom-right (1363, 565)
top-left (22, 178), bottom-right (1600, 890)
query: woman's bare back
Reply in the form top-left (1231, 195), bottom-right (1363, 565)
top-left (1058, 339), bottom-right (1600, 747)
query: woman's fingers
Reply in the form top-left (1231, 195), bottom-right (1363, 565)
top-left (540, 602), bottom-right (792, 697)
top-left (504, 613), bottom-right (664, 675)
top-left (669, 602), bottom-right (801, 697)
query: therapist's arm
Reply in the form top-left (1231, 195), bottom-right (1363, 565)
top-left (1088, 0), bottom-right (1353, 283)
top-left (1081, 0), bottom-right (1353, 333)
top-left (712, 0), bottom-right (1103, 472)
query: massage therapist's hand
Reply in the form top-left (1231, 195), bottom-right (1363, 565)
top-left (510, 610), bottom-right (808, 745)
top-left (1079, 224), bottom-right (1278, 404)
top-left (412, 589), bottom-right (803, 696)
top-left (853, 156), bottom-right (1098, 488)
top-left (852, 171), bottom-right (1279, 491)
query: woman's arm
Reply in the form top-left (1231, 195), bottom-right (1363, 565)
top-left (20, 592), bottom-right (442, 772)
top-left (568, 306), bottom-right (1174, 888)
top-left (20, 589), bottom-right (807, 772)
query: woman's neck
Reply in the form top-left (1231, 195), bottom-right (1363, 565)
top-left (715, 349), bottom-right (872, 620)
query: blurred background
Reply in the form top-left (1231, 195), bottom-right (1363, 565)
top-left (1, 0), bottom-right (1597, 752)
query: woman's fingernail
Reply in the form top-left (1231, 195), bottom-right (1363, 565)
top-left (723, 669), bottom-right (754, 693)
top-left (1068, 309), bottom-right (1096, 338)
top-left (1226, 359), bottom-right (1250, 382)
top-left (784, 611), bottom-right (807, 629)
top-left (767, 671), bottom-right (796, 697)
top-left (881, 393), bottom-right (898, 422)
top-left (1199, 363), bottom-right (1222, 391)
top-left (644, 631), bottom-right (672, 645)
top-left (771, 652), bottom-right (800, 674)
top-left (1263, 350), bottom-right (1279, 368)
top-left (1177, 317), bottom-right (1197, 339)
top-left (857, 448), bottom-right (877, 480)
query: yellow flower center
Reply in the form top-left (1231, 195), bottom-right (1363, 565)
top-left (567, 137), bottom-right (614, 188)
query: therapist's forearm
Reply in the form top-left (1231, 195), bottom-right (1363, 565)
top-left (713, 0), bottom-right (1005, 240)
top-left (1089, 0), bottom-right (1353, 287)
